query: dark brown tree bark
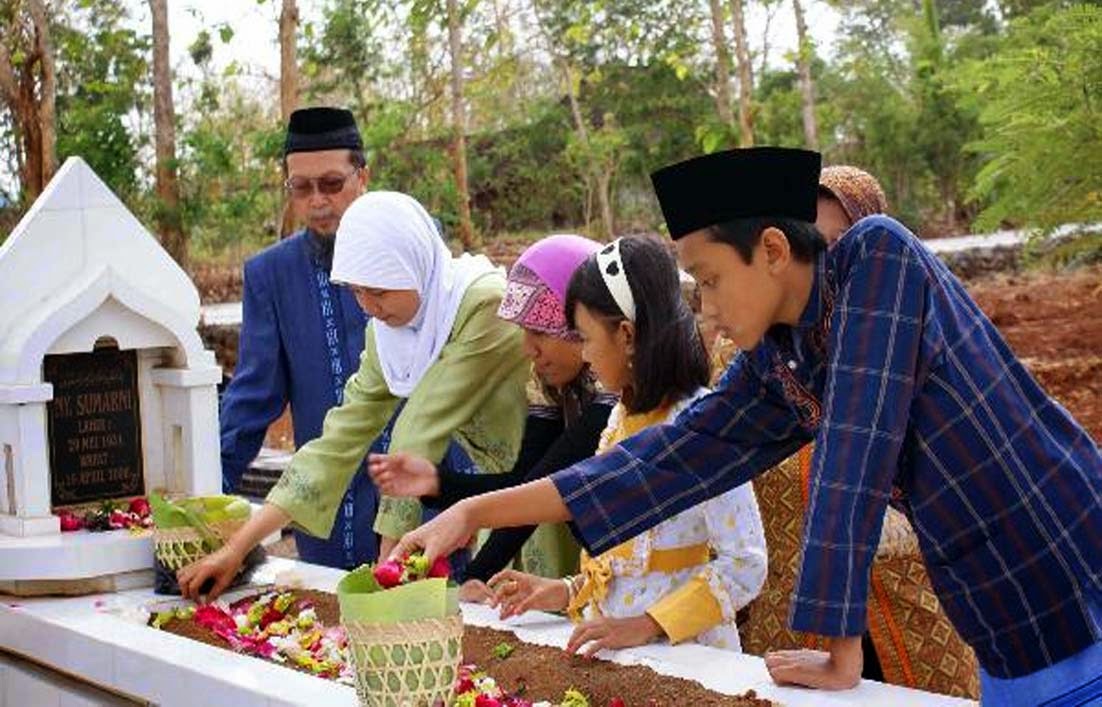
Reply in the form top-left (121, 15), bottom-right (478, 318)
top-left (150, 0), bottom-right (188, 267)
top-left (729, 0), bottom-right (754, 146)
top-left (0, 0), bottom-right (58, 200)
top-left (278, 0), bottom-right (300, 238)
top-left (447, 0), bottom-right (478, 249)
top-left (707, 0), bottom-right (735, 128)
top-left (792, 0), bottom-right (820, 150)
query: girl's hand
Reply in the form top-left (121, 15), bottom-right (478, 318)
top-left (565, 615), bottom-right (664, 657)
top-left (488, 569), bottom-right (569, 619)
top-left (368, 452), bottom-right (441, 498)
top-left (389, 501), bottom-right (475, 563)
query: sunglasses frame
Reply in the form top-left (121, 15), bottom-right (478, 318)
top-left (283, 168), bottom-right (360, 198)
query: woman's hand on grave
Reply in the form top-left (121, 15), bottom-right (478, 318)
top-left (368, 452), bottom-right (441, 498)
top-left (488, 569), bottom-right (569, 619)
top-left (177, 543), bottom-right (245, 603)
top-left (389, 500), bottom-right (476, 564)
top-left (176, 503), bottom-right (290, 603)
top-left (764, 636), bottom-right (863, 690)
top-left (565, 615), bottom-right (664, 657)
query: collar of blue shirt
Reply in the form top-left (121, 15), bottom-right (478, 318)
top-left (796, 248), bottom-right (829, 332)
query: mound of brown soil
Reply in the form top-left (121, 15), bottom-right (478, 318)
top-left (152, 589), bottom-right (774, 705)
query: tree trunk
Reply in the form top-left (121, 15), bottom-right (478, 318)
top-left (792, 0), bottom-right (819, 150)
top-left (279, 0), bottom-right (299, 120)
top-left (279, 0), bottom-right (300, 238)
top-left (491, 0), bottom-right (519, 108)
top-left (706, 0), bottom-right (735, 128)
top-left (0, 42), bottom-right (41, 199)
top-left (562, 63), bottom-right (594, 233)
top-left (562, 63), bottom-right (589, 145)
top-left (446, 0), bottom-right (477, 249)
top-left (561, 61), bottom-right (612, 238)
top-left (28, 0), bottom-right (56, 187)
top-left (0, 45), bottom-right (17, 118)
top-left (16, 85), bottom-right (45, 198)
top-left (0, 1), bottom-right (57, 200)
top-left (758, 4), bottom-right (775, 81)
top-left (728, 0), bottom-right (754, 146)
top-left (596, 169), bottom-right (614, 241)
top-left (491, 0), bottom-right (514, 59)
top-left (149, 0), bottom-right (187, 268)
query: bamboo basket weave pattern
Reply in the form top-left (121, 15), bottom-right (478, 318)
top-left (344, 613), bottom-right (463, 707)
top-left (153, 518), bottom-right (247, 571)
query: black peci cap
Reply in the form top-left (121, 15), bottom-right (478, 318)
top-left (284, 106), bottom-right (363, 156)
top-left (650, 147), bottom-right (822, 239)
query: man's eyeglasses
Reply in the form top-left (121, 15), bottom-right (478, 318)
top-left (283, 169), bottom-right (359, 199)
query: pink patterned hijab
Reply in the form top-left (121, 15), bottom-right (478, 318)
top-left (497, 234), bottom-right (601, 340)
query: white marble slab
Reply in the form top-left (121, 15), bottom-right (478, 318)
top-left (0, 529), bottom-right (153, 581)
top-left (0, 558), bottom-right (975, 706)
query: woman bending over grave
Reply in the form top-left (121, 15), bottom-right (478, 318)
top-left (178, 191), bottom-right (529, 601)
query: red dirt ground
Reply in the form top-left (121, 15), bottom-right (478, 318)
top-left (968, 266), bottom-right (1102, 442)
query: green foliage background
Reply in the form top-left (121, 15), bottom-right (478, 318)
top-left (1, 0), bottom-right (1100, 264)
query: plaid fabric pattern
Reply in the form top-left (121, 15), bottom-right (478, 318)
top-left (552, 215), bottom-right (1102, 678)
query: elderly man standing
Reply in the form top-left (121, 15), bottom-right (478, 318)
top-left (219, 106), bottom-right (374, 568)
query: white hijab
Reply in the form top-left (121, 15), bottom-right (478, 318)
top-left (331, 191), bottom-right (498, 397)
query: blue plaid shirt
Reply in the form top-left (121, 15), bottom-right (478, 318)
top-left (552, 215), bottom-right (1102, 678)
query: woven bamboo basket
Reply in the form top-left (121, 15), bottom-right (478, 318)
top-left (343, 613), bottom-right (463, 707)
top-left (153, 518), bottom-right (247, 572)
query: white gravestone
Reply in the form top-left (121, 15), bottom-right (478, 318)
top-left (0, 157), bottom-right (222, 592)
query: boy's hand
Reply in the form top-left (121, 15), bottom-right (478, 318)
top-left (764, 635), bottom-right (863, 690)
top-left (389, 501), bottom-right (475, 563)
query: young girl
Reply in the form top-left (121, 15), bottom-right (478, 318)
top-left (178, 191), bottom-right (529, 600)
top-left (488, 235), bottom-right (767, 656)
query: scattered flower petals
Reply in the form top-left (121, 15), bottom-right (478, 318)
top-left (150, 591), bottom-right (354, 685)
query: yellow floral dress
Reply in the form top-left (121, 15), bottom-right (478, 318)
top-left (567, 390), bottom-right (768, 652)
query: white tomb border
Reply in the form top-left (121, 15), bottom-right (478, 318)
top-left (0, 157), bottom-right (222, 591)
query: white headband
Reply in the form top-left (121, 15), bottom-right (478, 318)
top-left (596, 238), bottom-right (636, 321)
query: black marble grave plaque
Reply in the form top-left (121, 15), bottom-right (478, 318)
top-left (44, 347), bottom-right (144, 507)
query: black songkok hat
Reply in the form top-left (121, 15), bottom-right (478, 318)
top-left (650, 147), bottom-right (822, 239)
top-left (284, 106), bottom-right (363, 156)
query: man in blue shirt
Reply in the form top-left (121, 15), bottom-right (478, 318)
top-left (219, 107), bottom-right (375, 568)
top-left (394, 147), bottom-right (1102, 703)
